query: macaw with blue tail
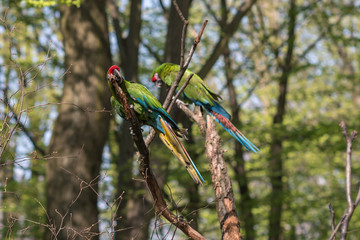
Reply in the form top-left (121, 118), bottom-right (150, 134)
top-left (107, 65), bottom-right (205, 184)
top-left (151, 63), bottom-right (259, 153)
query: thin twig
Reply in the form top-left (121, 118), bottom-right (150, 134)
top-left (328, 214), bottom-right (347, 240)
top-left (328, 203), bottom-right (336, 240)
top-left (109, 75), bottom-right (205, 240)
top-left (163, 20), bottom-right (208, 111)
top-left (172, 0), bottom-right (188, 23)
top-left (159, 0), bottom-right (169, 19)
top-left (166, 73), bottom-right (194, 112)
top-left (144, 19), bottom-right (208, 146)
top-left (336, 121), bottom-right (358, 240)
top-left (355, 183), bottom-right (360, 207)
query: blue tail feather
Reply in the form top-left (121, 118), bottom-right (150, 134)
top-left (205, 107), bottom-right (260, 153)
top-left (198, 101), bottom-right (231, 120)
top-left (216, 119), bottom-right (260, 153)
top-left (190, 160), bottom-right (206, 183)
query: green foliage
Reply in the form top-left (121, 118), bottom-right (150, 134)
top-left (2, 0), bottom-right (360, 239)
top-left (25, 0), bottom-right (81, 7)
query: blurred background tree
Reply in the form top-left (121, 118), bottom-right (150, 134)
top-left (0, 0), bottom-right (360, 239)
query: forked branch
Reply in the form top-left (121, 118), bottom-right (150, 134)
top-left (145, 19), bottom-right (208, 146)
top-left (108, 76), bottom-right (205, 240)
top-left (328, 121), bottom-right (358, 240)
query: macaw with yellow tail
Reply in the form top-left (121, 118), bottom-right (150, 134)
top-left (107, 65), bottom-right (205, 184)
top-left (151, 63), bottom-right (259, 153)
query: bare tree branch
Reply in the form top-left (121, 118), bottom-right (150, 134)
top-left (166, 73), bottom-right (194, 113)
top-left (224, 43), bottom-right (256, 239)
top-left (0, 15), bottom-right (26, 158)
top-left (177, 100), bottom-right (242, 239)
top-left (329, 215), bottom-right (347, 240)
top-left (162, 20), bottom-right (208, 111)
top-left (328, 203), bottom-right (336, 240)
top-left (145, 19), bottom-right (208, 146)
top-left (206, 116), bottom-right (241, 240)
top-left (108, 75), bottom-right (206, 240)
top-left (329, 122), bottom-right (359, 240)
top-left (159, 0), bottom-right (169, 19)
top-left (338, 121), bottom-right (358, 240)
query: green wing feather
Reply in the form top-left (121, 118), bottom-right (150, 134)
top-left (108, 68), bottom-right (205, 183)
top-left (110, 96), bottom-right (126, 119)
top-left (155, 63), bottom-right (222, 106)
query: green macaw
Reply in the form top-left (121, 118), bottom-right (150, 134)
top-left (151, 63), bottom-right (259, 153)
top-left (107, 65), bottom-right (205, 184)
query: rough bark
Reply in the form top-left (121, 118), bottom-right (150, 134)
top-left (45, 1), bottom-right (111, 239)
top-left (176, 101), bottom-right (242, 239)
top-left (206, 116), bottom-right (241, 240)
top-left (268, 1), bottom-right (296, 239)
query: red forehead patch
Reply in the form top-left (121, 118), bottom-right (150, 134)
top-left (151, 73), bottom-right (158, 82)
top-left (108, 65), bottom-right (120, 74)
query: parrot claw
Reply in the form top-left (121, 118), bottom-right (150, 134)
top-left (129, 126), bottom-right (135, 136)
top-left (176, 99), bottom-right (188, 106)
top-left (129, 126), bottom-right (143, 135)
top-left (129, 104), bottom-right (135, 109)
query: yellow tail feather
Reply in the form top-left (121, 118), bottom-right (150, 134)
top-left (158, 117), bottom-right (204, 185)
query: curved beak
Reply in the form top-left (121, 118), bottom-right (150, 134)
top-left (113, 68), bottom-right (124, 84)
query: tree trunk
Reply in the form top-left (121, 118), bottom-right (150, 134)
top-left (268, 1), bottom-right (296, 239)
top-left (45, 1), bottom-right (111, 239)
top-left (164, 0), bottom-right (192, 64)
top-left (160, 0), bottom-right (192, 101)
top-left (109, 1), bottom-right (153, 239)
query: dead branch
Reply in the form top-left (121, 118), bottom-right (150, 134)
top-left (339, 121), bottom-right (358, 240)
top-left (144, 19), bottom-right (208, 146)
top-left (109, 76), bottom-right (205, 240)
top-left (166, 73), bottom-right (194, 112)
top-left (328, 121), bottom-right (358, 240)
top-left (206, 116), bottom-right (241, 240)
top-left (163, 19), bottom-right (208, 111)
top-left (329, 215), bottom-right (347, 240)
top-left (328, 203), bottom-right (336, 240)
top-left (177, 100), bottom-right (242, 239)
